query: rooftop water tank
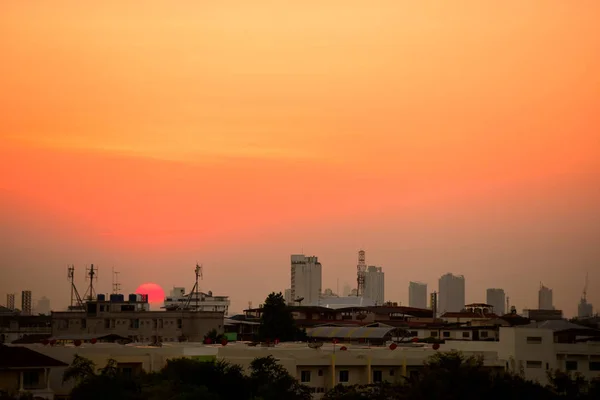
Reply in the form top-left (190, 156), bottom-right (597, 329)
top-left (97, 294), bottom-right (106, 301)
top-left (118, 294), bottom-right (125, 302)
top-left (109, 294), bottom-right (119, 302)
top-left (129, 294), bottom-right (137, 302)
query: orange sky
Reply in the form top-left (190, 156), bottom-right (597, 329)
top-left (1, 1), bottom-right (599, 316)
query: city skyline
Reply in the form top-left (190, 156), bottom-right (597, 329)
top-left (1, 1), bottom-right (599, 318)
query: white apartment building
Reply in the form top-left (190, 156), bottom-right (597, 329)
top-left (438, 273), bottom-right (465, 314)
top-left (290, 254), bottom-right (322, 305)
top-left (364, 266), bottom-right (385, 305)
top-left (408, 282), bottom-right (427, 309)
top-left (538, 284), bottom-right (553, 310)
top-left (486, 288), bottom-right (506, 315)
top-left (36, 297), bottom-right (51, 315)
top-left (163, 288), bottom-right (230, 315)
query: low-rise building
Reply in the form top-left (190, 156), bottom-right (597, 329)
top-left (51, 295), bottom-right (224, 343)
top-left (0, 314), bottom-right (52, 344)
top-left (163, 288), bottom-right (230, 315)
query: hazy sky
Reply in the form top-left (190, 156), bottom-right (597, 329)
top-left (1, 1), bottom-right (599, 317)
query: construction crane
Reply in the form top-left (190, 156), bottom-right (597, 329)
top-left (583, 273), bottom-right (589, 301)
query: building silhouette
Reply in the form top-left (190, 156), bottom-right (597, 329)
top-left (486, 288), bottom-right (506, 315)
top-left (409, 282), bottom-right (428, 309)
top-left (290, 254), bottom-right (322, 305)
top-left (364, 266), bottom-right (385, 305)
top-left (438, 273), bottom-right (465, 313)
top-left (538, 284), bottom-right (553, 310)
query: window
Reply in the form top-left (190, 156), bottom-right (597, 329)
top-left (301, 371), bottom-right (311, 383)
top-left (389, 369), bottom-right (395, 376)
top-left (410, 331), bottom-right (417, 337)
top-left (409, 370), bottom-right (420, 380)
top-left (565, 361), bottom-right (577, 371)
top-left (121, 367), bottom-right (133, 379)
top-left (462, 332), bottom-right (470, 338)
top-left (443, 331), bottom-right (450, 338)
top-left (104, 319), bottom-right (110, 329)
top-left (177, 319), bottom-right (183, 329)
top-left (339, 370), bottom-right (349, 383)
top-left (130, 319), bottom-right (140, 329)
top-left (23, 370), bottom-right (39, 389)
top-left (526, 336), bottom-right (542, 344)
top-left (372, 370), bottom-right (383, 383)
top-left (590, 362), bottom-right (600, 371)
top-left (81, 319), bottom-right (87, 329)
top-left (526, 361), bottom-right (542, 369)
top-left (430, 331), bottom-right (438, 337)
top-left (480, 331), bottom-right (488, 338)
top-left (159, 319), bottom-right (163, 329)
top-left (318, 369), bottom-right (323, 376)
top-left (153, 319), bottom-right (157, 329)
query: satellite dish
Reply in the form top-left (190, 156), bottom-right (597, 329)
top-left (294, 297), bottom-right (304, 305)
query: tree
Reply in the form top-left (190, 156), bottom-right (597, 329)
top-left (62, 354), bottom-right (96, 384)
top-left (204, 328), bottom-right (226, 343)
top-left (258, 292), bottom-right (300, 342)
top-left (249, 356), bottom-right (311, 400)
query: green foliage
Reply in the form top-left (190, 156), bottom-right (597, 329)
top-left (204, 328), bottom-right (226, 343)
top-left (258, 292), bottom-right (307, 342)
top-left (62, 354), bottom-right (96, 384)
top-left (249, 356), bottom-right (311, 400)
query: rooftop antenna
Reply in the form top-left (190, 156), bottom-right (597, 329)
top-left (357, 250), bottom-right (366, 297)
top-left (184, 263), bottom-right (203, 310)
top-left (67, 265), bottom-right (84, 308)
top-left (582, 273), bottom-right (589, 302)
top-left (112, 267), bottom-right (121, 295)
top-left (83, 264), bottom-right (98, 301)
top-left (506, 296), bottom-right (510, 315)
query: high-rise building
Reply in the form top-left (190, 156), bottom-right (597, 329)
top-left (290, 254), bottom-right (322, 305)
top-left (21, 290), bottom-right (32, 316)
top-left (6, 294), bottom-right (15, 310)
top-left (486, 288), bottom-right (506, 315)
top-left (409, 282), bottom-right (428, 309)
top-left (36, 296), bottom-right (51, 315)
top-left (438, 273), bottom-right (465, 314)
top-left (578, 299), bottom-right (593, 318)
top-left (284, 288), bottom-right (292, 305)
top-left (538, 284), bottom-right (553, 310)
top-left (364, 266), bottom-right (385, 305)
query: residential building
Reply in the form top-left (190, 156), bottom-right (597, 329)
top-left (0, 344), bottom-right (68, 400)
top-left (21, 322), bottom-right (600, 399)
top-left (21, 291), bottom-right (32, 316)
top-left (486, 289), bottom-right (506, 315)
top-left (6, 294), bottom-right (15, 310)
top-left (408, 282), bottom-right (427, 309)
top-left (538, 284), bottom-right (553, 310)
top-left (163, 289), bottom-right (230, 315)
top-left (36, 297), bottom-right (51, 316)
top-left (290, 254), bottom-right (322, 305)
top-left (284, 289), bottom-right (292, 305)
top-left (438, 273), bottom-right (465, 314)
top-left (364, 266), bottom-right (385, 305)
top-left (51, 295), bottom-right (224, 343)
top-left (0, 314), bottom-right (52, 344)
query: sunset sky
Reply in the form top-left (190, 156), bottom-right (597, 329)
top-left (1, 1), bottom-right (599, 316)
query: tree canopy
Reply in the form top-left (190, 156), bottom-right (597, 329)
top-left (258, 292), bottom-right (306, 342)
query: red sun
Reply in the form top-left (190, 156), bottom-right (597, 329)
top-left (136, 283), bottom-right (165, 305)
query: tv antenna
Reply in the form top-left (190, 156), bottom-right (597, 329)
top-left (112, 267), bottom-right (121, 294)
top-left (83, 264), bottom-right (98, 301)
top-left (67, 265), bottom-right (84, 308)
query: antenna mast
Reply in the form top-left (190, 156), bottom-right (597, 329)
top-left (83, 264), bottom-right (98, 301)
top-left (583, 273), bottom-right (589, 301)
top-left (67, 265), bottom-right (84, 308)
top-left (357, 250), bottom-right (366, 297)
top-left (112, 267), bottom-right (121, 294)
top-left (184, 263), bottom-right (203, 310)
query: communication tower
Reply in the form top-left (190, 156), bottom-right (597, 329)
top-left (83, 264), bottom-right (98, 301)
top-left (112, 267), bottom-right (121, 294)
top-left (356, 250), bottom-right (367, 297)
top-left (67, 265), bottom-right (84, 309)
top-left (184, 263), bottom-right (203, 310)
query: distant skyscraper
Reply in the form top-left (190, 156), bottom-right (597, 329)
top-left (284, 288), bottom-right (292, 305)
top-left (6, 294), bottom-right (15, 310)
top-left (486, 288), bottom-right (506, 315)
top-left (36, 296), bottom-right (51, 315)
top-left (538, 284), bottom-right (553, 310)
top-left (342, 283), bottom-right (352, 297)
top-left (21, 290), bottom-right (32, 316)
top-left (438, 273), bottom-right (465, 313)
top-left (409, 282), bottom-right (428, 309)
top-left (290, 254), bottom-right (322, 305)
top-left (364, 266), bottom-right (385, 305)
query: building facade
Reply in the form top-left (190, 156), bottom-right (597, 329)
top-left (6, 294), bottom-right (15, 310)
top-left (163, 289), bottom-right (230, 315)
top-left (438, 273), bottom-right (465, 314)
top-left (21, 291), bottom-right (32, 316)
top-left (409, 282), bottom-right (427, 309)
top-left (538, 284), bottom-right (553, 310)
top-left (290, 254), bottom-right (322, 305)
top-left (486, 288), bottom-right (506, 315)
top-left (51, 296), bottom-right (224, 343)
top-left (36, 297), bottom-right (51, 315)
top-left (364, 266), bottom-right (385, 305)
